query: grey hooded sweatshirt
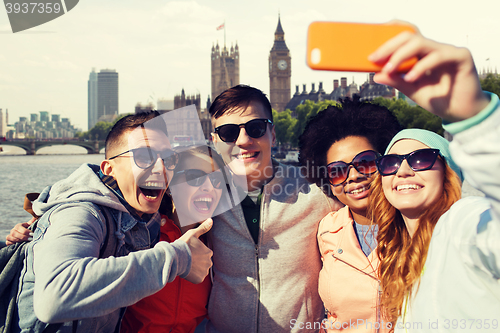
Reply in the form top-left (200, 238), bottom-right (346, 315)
top-left (15, 164), bottom-right (191, 333)
top-left (207, 161), bottom-right (341, 333)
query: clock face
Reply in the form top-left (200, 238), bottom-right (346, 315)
top-left (278, 60), bottom-right (287, 70)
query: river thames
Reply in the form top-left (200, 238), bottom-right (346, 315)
top-left (0, 145), bottom-right (104, 244)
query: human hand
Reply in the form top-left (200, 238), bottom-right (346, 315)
top-left (5, 217), bottom-right (36, 246)
top-left (369, 23), bottom-right (489, 122)
top-left (179, 218), bottom-right (213, 284)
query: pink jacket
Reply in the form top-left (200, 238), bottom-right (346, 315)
top-left (317, 207), bottom-right (390, 332)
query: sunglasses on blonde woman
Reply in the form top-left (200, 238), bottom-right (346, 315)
top-left (376, 148), bottom-right (440, 176)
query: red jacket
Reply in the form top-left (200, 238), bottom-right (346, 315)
top-left (120, 215), bottom-right (211, 333)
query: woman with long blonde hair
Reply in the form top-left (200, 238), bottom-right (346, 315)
top-left (369, 26), bottom-right (500, 331)
top-left (370, 129), bottom-right (462, 325)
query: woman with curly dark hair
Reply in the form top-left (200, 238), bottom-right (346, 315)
top-left (299, 96), bottom-right (401, 332)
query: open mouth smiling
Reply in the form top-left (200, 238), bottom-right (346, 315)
top-left (396, 184), bottom-right (422, 191)
top-left (193, 196), bottom-right (214, 211)
top-left (139, 181), bottom-right (165, 200)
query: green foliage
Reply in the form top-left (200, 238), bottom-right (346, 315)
top-left (271, 95), bottom-right (452, 147)
top-left (480, 73), bottom-right (500, 97)
top-left (88, 122), bottom-right (114, 140)
top-left (371, 97), bottom-right (443, 135)
top-left (80, 114), bottom-right (129, 141)
top-left (289, 100), bottom-right (338, 146)
top-left (272, 109), bottom-right (296, 146)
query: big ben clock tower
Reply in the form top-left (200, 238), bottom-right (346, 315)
top-left (269, 15), bottom-right (291, 112)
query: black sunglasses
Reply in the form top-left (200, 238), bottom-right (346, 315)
top-left (109, 147), bottom-right (179, 170)
top-left (376, 148), bottom-right (440, 176)
top-left (175, 169), bottom-right (225, 189)
top-left (327, 150), bottom-right (380, 186)
top-left (214, 118), bottom-right (273, 143)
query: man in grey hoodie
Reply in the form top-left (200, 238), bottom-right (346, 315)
top-left (206, 85), bottom-right (342, 333)
top-left (14, 111), bottom-right (213, 332)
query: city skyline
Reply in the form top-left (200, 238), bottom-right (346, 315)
top-left (1, 0), bottom-right (499, 131)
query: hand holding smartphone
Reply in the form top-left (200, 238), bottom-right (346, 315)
top-left (307, 21), bottom-right (417, 73)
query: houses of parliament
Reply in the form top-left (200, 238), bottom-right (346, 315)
top-left (208, 15), bottom-right (394, 115)
top-left (141, 15), bottom-right (395, 140)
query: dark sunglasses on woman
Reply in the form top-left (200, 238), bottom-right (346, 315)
top-left (109, 147), bottom-right (179, 170)
top-left (376, 148), bottom-right (440, 176)
top-left (214, 118), bottom-right (273, 143)
top-left (327, 150), bottom-right (380, 186)
top-left (175, 169), bottom-right (225, 189)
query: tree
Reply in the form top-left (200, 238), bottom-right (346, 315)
top-left (290, 100), bottom-right (338, 146)
top-left (480, 73), bottom-right (500, 97)
top-left (371, 97), bottom-right (443, 135)
top-left (88, 121), bottom-right (114, 140)
top-left (78, 114), bottom-right (129, 141)
top-left (272, 109), bottom-right (296, 149)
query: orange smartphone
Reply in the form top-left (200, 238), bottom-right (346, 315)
top-left (306, 21), bottom-right (417, 73)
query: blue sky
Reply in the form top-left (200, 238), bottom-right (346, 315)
top-left (1, 0), bottom-right (499, 130)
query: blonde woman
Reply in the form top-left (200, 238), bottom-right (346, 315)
top-left (369, 26), bottom-right (500, 331)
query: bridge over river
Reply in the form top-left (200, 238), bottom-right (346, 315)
top-left (0, 139), bottom-right (105, 155)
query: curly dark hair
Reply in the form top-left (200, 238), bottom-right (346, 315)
top-left (298, 96), bottom-right (401, 198)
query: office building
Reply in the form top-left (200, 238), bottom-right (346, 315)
top-left (39, 111), bottom-right (49, 122)
top-left (97, 69), bottom-right (119, 123)
top-left (88, 68), bottom-right (98, 129)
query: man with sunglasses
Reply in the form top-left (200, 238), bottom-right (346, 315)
top-left (14, 112), bottom-right (213, 332)
top-left (206, 85), bottom-right (342, 333)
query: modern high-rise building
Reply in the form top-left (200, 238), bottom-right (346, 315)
top-left (97, 69), bottom-right (119, 124)
top-left (269, 15), bottom-right (291, 112)
top-left (88, 68), bottom-right (98, 129)
top-left (211, 42), bottom-right (239, 101)
top-left (39, 111), bottom-right (49, 122)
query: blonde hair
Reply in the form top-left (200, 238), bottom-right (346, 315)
top-left (370, 161), bottom-right (462, 326)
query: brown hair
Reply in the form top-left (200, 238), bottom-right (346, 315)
top-left (209, 84), bottom-right (273, 122)
top-left (105, 111), bottom-right (166, 158)
top-left (370, 161), bottom-right (461, 326)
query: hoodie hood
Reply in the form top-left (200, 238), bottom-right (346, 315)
top-left (33, 164), bottom-right (128, 216)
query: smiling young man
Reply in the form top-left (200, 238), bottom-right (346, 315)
top-left (207, 85), bottom-right (342, 333)
top-left (14, 111), bottom-right (213, 333)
